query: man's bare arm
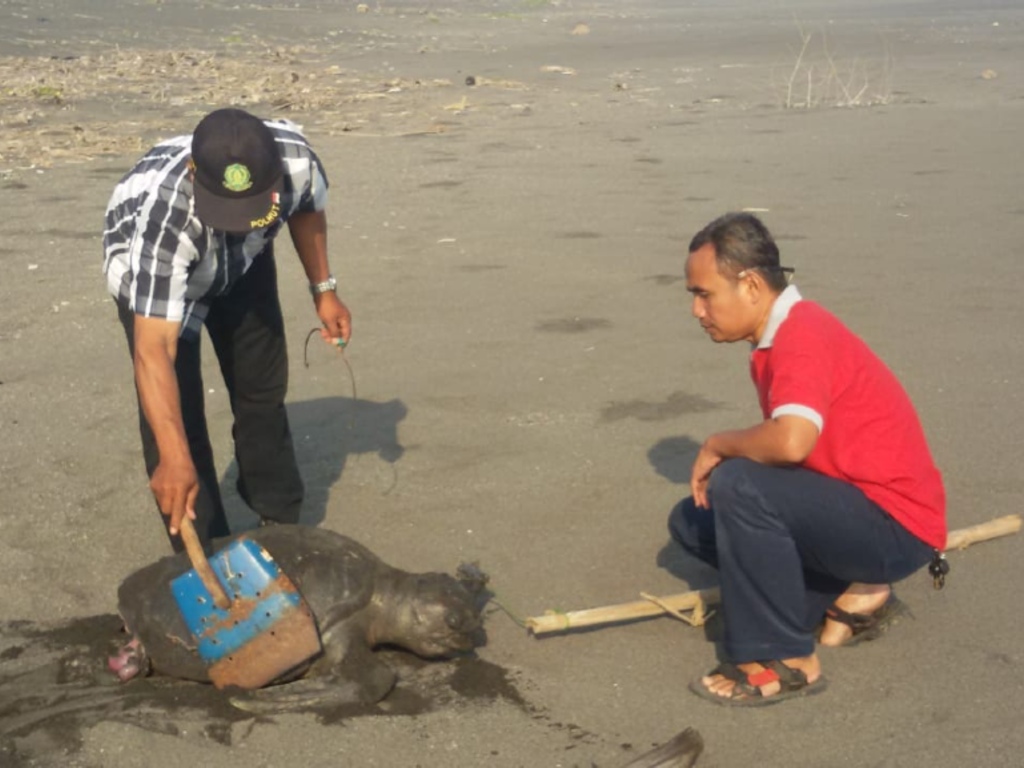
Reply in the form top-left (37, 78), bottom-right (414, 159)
top-left (133, 314), bottom-right (198, 535)
top-left (289, 209), bottom-right (331, 285)
top-left (288, 209), bottom-right (352, 344)
top-left (706, 415), bottom-right (819, 465)
top-left (690, 415), bottom-right (820, 508)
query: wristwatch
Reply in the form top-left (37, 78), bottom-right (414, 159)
top-left (309, 275), bottom-right (337, 295)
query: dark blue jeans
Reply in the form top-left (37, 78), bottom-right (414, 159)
top-left (118, 245), bottom-right (304, 552)
top-left (668, 458), bottom-right (933, 662)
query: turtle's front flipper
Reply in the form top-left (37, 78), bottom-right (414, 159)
top-left (228, 648), bottom-right (397, 714)
top-left (229, 676), bottom-right (368, 714)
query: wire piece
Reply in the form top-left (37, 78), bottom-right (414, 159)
top-left (483, 593), bottom-right (529, 628)
top-left (303, 327), bottom-right (357, 429)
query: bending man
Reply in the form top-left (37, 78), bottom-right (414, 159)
top-left (103, 108), bottom-right (351, 551)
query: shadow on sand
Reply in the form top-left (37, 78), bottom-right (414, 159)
top-left (219, 395), bottom-right (408, 531)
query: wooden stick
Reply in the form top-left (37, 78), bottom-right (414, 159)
top-left (525, 514), bottom-right (1021, 636)
top-left (179, 517), bottom-right (231, 610)
top-left (945, 515), bottom-right (1021, 550)
top-left (526, 589), bottom-right (720, 636)
top-left (639, 591), bottom-right (710, 627)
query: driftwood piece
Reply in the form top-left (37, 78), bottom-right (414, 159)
top-left (526, 514), bottom-right (1021, 636)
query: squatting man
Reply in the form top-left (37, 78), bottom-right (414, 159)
top-left (670, 212), bottom-right (946, 706)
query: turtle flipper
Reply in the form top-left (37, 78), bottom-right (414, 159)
top-left (228, 662), bottom-right (396, 714)
top-left (229, 632), bottom-right (397, 714)
top-left (229, 677), bottom-right (364, 713)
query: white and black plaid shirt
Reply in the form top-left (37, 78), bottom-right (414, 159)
top-left (103, 119), bottom-right (328, 340)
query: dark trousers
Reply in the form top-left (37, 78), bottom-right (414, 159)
top-left (668, 458), bottom-right (932, 662)
top-left (118, 245), bottom-right (304, 552)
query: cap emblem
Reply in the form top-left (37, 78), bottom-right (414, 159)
top-left (222, 163), bottom-right (253, 192)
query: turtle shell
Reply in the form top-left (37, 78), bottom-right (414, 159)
top-left (116, 526), bottom-right (384, 682)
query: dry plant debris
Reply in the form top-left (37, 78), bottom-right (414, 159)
top-left (0, 44), bottom-right (466, 171)
top-left (781, 24), bottom-right (896, 109)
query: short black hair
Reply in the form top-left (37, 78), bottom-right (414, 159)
top-left (689, 212), bottom-right (789, 292)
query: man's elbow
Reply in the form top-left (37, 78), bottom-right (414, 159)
top-left (781, 440), bottom-right (815, 465)
top-left (774, 417), bottom-right (819, 464)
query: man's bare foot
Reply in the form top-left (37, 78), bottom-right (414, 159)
top-left (699, 654), bottom-right (822, 701)
top-left (819, 583), bottom-right (891, 647)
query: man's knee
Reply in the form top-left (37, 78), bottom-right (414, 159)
top-left (706, 457), bottom-right (758, 507)
top-left (234, 378), bottom-right (289, 410)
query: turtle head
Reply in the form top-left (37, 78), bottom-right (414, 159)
top-left (386, 572), bottom-right (486, 658)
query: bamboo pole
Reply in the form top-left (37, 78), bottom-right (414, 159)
top-left (945, 515), bottom-right (1020, 550)
top-left (526, 589), bottom-right (721, 636)
top-left (526, 514), bottom-right (1021, 636)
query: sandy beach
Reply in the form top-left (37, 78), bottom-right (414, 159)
top-left (2, 0), bottom-right (1023, 765)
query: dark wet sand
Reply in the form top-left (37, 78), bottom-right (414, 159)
top-left (1, 0), bottom-right (1023, 765)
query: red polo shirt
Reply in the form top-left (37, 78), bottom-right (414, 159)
top-left (750, 287), bottom-right (947, 549)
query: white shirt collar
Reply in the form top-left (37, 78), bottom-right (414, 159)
top-left (756, 284), bottom-right (802, 349)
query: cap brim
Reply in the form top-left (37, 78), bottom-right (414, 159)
top-left (193, 176), bottom-right (284, 233)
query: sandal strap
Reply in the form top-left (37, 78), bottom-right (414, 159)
top-left (745, 666), bottom-right (780, 688)
top-left (825, 604), bottom-right (878, 632)
top-left (759, 659), bottom-right (809, 691)
top-left (707, 660), bottom-right (812, 699)
top-left (707, 662), bottom-right (745, 683)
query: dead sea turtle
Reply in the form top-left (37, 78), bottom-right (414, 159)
top-left (108, 525), bottom-right (487, 711)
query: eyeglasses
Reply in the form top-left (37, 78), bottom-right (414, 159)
top-left (736, 266), bottom-right (796, 283)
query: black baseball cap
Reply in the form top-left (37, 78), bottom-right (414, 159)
top-left (190, 108), bottom-right (284, 233)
